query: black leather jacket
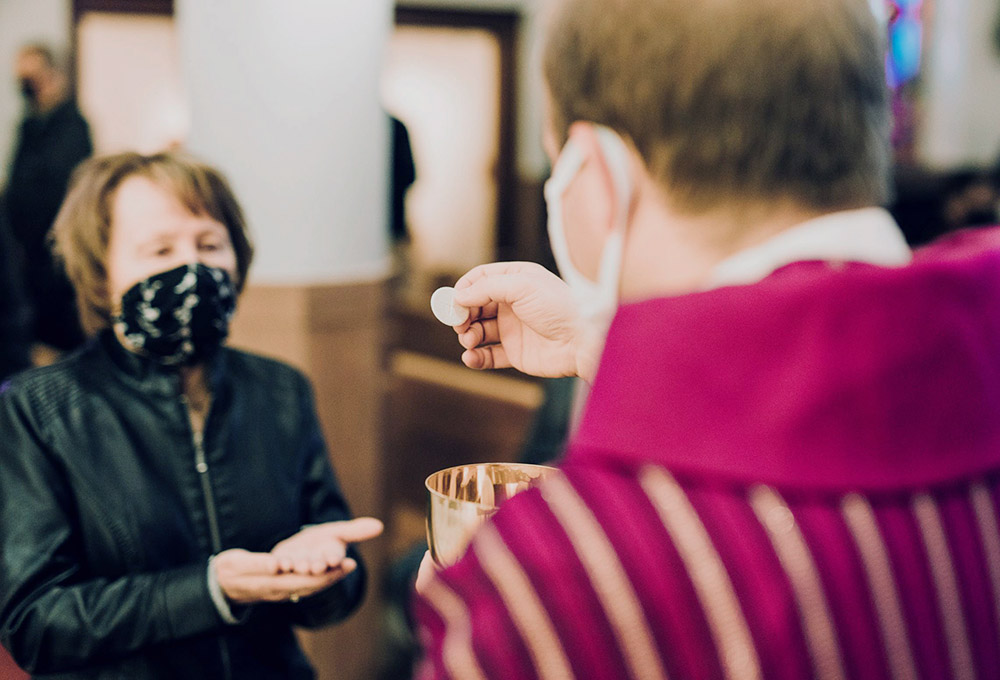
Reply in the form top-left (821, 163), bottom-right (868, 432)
top-left (0, 332), bottom-right (365, 679)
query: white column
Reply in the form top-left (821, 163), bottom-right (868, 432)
top-left (175, 7), bottom-right (393, 679)
top-left (175, 0), bottom-right (393, 285)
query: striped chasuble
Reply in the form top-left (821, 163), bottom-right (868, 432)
top-left (414, 227), bottom-right (1000, 680)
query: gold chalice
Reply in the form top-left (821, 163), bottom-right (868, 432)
top-left (425, 462), bottom-right (556, 567)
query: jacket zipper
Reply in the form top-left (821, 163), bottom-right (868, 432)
top-left (192, 430), bottom-right (223, 552)
top-left (183, 395), bottom-right (232, 680)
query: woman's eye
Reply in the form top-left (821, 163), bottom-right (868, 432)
top-left (199, 243), bottom-right (220, 252)
top-left (155, 247), bottom-right (171, 257)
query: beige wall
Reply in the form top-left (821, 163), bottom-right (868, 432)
top-left (921, 0), bottom-right (1000, 168)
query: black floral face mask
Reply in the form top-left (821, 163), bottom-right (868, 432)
top-left (113, 263), bottom-right (237, 366)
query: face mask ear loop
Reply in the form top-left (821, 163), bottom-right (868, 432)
top-left (544, 139), bottom-right (590, 292)
top-left (592, 126), bottom-right (635, 311)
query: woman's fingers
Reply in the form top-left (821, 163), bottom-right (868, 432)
top-left (275, 550), bottom-right (345, 575)
top-left (293, 555), bottom-right (313, 576)
top-left (278, 558), bottom-right (358, 602)
top-left (268, 572), bottom-right (339, 602)
top-left (323, 543), bottom-right (347, 570)
top-left (324, 517), bottom-right (384, 543)
top-left (270, 517), bottom-right (382, 575)
top-left (216, 548), bottom-right (280, 575)
top-left (216, 546), bottom-right (364, 604)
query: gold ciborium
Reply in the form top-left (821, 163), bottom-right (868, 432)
top-left (426, 462), bottom-right (556, 567)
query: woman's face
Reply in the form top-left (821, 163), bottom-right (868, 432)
top-left (106, 176), bottom-right (238, 308)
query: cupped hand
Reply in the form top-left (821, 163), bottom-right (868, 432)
top-left (271, 517), bottom-right (384, 576)
top-left (452, 262), bottom-right (592, 380)
top-left (213, 548), bottom-right (357, 604)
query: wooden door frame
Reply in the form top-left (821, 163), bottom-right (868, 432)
top-left (395, 6), bottom-right (521, 261)
top-left (73, 0), bottom-right (173, 19)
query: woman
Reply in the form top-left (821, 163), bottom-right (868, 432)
top-left (0, 152), bottom-right (382, 679)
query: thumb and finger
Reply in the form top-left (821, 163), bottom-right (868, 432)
top-left (278, 557), bottom-right (358, 599)
top-left (453, 267), bottom-right (540, 314)
top-left (462, 344), bottom-right (511, 371)
top-left (457, 317), bottom-right (499, 351)
top-left (453, 261), bottom-right (541, 293)
top-left (320, 517), bottom-right (384, 543)
top-left (226, 558), bottom-right (359, 604)
top-left (271, 517), bottom-right (382, 575)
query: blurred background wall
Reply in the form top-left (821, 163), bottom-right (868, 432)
top-left (921, 0), bottom-right (1000, 167)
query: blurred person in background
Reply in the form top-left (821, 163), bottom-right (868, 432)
top-left (940, 168), bottom-right (1000, 231)
top-left (3, 43), bottom-right (92, 359)
top-left (0, 197), bottom-right (31, 383)
top-left (891, 165), bottom-right (1000, 247)
top-left (415, 0), bottom-right (1000, 678)
top-left (390, 115), bottom-right (416, 246)
top-left (0, 152), bottom-right (382, 679)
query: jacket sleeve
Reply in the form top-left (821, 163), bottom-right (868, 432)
top-left (0, 388), bottom-right (224, 674)
top-left (279, 373), bottom-right (366, 629)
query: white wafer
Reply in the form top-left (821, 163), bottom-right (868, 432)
top-left (430, 287), bottom-right (470, 326)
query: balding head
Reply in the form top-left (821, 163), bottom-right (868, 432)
top-left (543, 0), bottom-right (890, 214)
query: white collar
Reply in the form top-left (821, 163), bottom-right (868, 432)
top-left (707, 207), bottom-right (912, 289)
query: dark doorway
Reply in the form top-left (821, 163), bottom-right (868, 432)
top-left (390, 6), bottom-right (519, 267)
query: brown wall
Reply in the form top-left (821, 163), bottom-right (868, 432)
top-left (229, 281), bottom-right (389, 680)
top-left (225, 170), bottom-right (550, 679)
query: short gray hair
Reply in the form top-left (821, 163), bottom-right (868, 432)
top-left (543, 0), bottom-right (892, 213)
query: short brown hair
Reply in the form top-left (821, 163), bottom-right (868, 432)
top-left (543, 0), bottom-right (891, 213)
top-left (52, 152), bottom-right (255, 335)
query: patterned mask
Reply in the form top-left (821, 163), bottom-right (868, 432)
top-left (113, 263), bottom-right (237, 366)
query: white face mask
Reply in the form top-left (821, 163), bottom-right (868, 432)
top-left (544, 126), bottom-right (634, 327)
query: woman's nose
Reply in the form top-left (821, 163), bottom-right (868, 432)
top-left (175, 242), bottom-right (201, 264)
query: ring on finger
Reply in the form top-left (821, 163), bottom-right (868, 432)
top-left (289, 593), bottom-right (301, 603)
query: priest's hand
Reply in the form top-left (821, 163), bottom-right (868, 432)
top-left (452, 262), bottom-right (600, 382)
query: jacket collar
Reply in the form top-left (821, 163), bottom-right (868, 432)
top-left (96, 329), bottom-right (227, 399)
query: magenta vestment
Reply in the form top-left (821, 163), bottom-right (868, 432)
top-left (416, 227), bottom-right (1000, 680)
